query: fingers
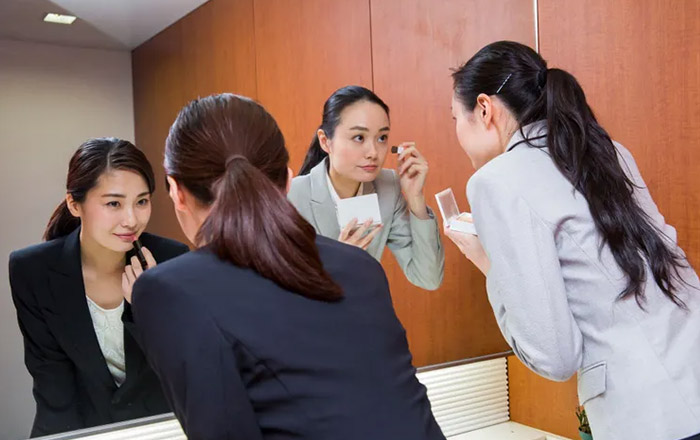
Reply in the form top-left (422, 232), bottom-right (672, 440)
top-left (124, 264), bottom-right (137, 285)
top-left (358, 224), bottom-right (383, 249)
top-left (397, 142), bottom-right (417, 162)
top-left (398, 157), bottom-right (428, 178)
top-left (131, 256), bottom-right (144, 277)
top-left (141, 246), bottom-right (157, 269)
top-left (339, 218), bottom-right (359, 241)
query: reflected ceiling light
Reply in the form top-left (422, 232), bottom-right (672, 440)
top-left (43, 13), bottom-right (77, 25)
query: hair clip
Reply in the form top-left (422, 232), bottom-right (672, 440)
top-left (496, 73), bottom-right (513, 94)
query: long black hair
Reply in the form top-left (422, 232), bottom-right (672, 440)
top-left (44, 138), bottom-right (155, 241)
top-left (452, 41), bottom-right (688, 308)
top-left (298, 85), bottom-right (389, 175)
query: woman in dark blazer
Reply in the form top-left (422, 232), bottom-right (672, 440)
top-left (8, 138), bottom-right (189, 437)
top-left (129, 94), bottom-right (445, 440)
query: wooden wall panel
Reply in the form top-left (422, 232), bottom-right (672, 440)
top-left (508, 356), bottom-right (580, 439)
top-left (253, 0), bottom-right (374, 172)
top-left (370, 0), bottom-right (535, 366)
top-left (132, 0), bottom-right (257, 244)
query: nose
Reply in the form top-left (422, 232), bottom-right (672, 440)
top-left (365, 141), bottom-right (379, 160)
top-left (121, 207), bottom-right (137, 229)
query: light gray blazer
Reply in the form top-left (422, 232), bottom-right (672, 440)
top-left (467, 123), bottom-right (700, 440)
top-left (288, 159), bottom-right (444, 290)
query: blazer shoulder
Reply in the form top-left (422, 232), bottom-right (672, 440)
top-left (9, 237), bottom-right (64, 274)
top-left (288, 173), bottom-right (312, 202)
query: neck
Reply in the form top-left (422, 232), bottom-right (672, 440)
top-left (328, 166), bottom-right (360, 199)
top-left (79, 230), bottom-right (125, 275)
top-left (498, 114), bottom-right (521, 153)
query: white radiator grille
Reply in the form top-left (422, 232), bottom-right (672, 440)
top-left (416, 357), bottom-right (510, 437)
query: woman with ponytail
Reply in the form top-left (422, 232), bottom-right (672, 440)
top-left (8, 138), bottom-right (188, 437)
top-left (289, 85), bottom-right (444, 291)
top-left (129, 93), bottom-right (444, 440)
top-left (446, 41), bottom-right (700, 440)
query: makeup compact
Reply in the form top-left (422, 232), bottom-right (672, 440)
top-left (435, 188), bottom-right (477, 235)
top-left (336, 193), bottom-right (382, 230)
top-left (391, 145), bottom-right (404, 154)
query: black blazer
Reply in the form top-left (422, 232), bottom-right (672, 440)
top-left (8, 228), bottom-right (189, 437)
top-left (131, 235), bottom-right (445, 440)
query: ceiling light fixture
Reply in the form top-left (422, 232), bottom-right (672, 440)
top-left (43, 13), bottom-right (77, 25)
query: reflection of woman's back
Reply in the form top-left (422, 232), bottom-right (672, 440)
top-left (130, 94), bottom-right (445, 439)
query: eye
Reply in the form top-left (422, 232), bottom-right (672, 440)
top-left (378, 134), bottom-right (388, 143)
top-left (353, 134), bottom-right (364, 142)
top-left (137, 198), bottom-right (150, 206)
top-left (106, 201), bottom-right (120, 208)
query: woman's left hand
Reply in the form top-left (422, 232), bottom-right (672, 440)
top-left (396, 142), bottom-right (430, 219)
top-left (122, 246), bottom-right (157, 304)
top-left (444, 226), bottom-right (490, 275)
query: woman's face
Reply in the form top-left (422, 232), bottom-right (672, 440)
top-left (322, 100), bottom-right (390, 182)
top-left (451, 93), bottom-right (503, 170)
top-left (69, 169), bottom-right (152, 253)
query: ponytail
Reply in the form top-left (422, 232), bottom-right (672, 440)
top-left (299, 132), bottom-right (328, 176)
top-left (541, 68), bottom-right (688, 307)
top-left (197, 156), bottom-right (342, 301)
top-left (453, 41), bottom-right (689, 308)
top-left (44, 200), bottom-right (79, 241)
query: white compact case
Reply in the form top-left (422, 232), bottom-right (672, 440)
top-left (435, 188), bottom-right (477, 235)
top-left (336, 193), bottom-right (383, 229)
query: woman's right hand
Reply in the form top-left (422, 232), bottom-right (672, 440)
top-left (338, 218), bottom-right (383, 250)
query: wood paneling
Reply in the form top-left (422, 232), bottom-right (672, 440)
top-left (508, 356), bottom-right (580, 439)
top-left (253, 0), bottom-right (374, 172)
top-left (370, 0), bottom-right (535, 366)
top-left (132, 0), bottom-right (257, 244)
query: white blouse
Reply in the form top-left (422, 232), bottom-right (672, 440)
top-left (86, 296), bottom-right (126, 386)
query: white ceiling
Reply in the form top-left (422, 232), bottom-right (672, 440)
top-left (0, 0), bottom-right (210, 51)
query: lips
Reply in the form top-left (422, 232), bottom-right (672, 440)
top-left (114, 233), bottom-right (138, 242)
top-left (359, 165), bottom-right (378, 172)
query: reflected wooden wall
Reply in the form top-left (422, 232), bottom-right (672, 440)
top-left (132, 0), bottom-right (535, 367)
top-left (132, 0), bottom-right (699, 436)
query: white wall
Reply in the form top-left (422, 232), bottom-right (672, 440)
top-left (0, 39), bottom-right (135, 440)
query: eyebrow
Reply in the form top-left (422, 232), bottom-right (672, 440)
top-left (101, 191), bottom-right (150, 198)
top-left (348, 126), bottom-right (390, 132)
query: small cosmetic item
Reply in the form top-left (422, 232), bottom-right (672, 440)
top-left (336, 193), bottom-right (382, 230)
top-left (132, 239), bottom-right (149, 269)
top-left (391, 145), bottom-right (404, 154)
top-left (435, 188), bottom-right (477, 235)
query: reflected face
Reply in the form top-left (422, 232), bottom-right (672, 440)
top-left (71, 170), bottom-right (152, 253)
top-left (451, 93), bottom-right (502, 170)
top-left (324, 100), bottom-right (390, 182)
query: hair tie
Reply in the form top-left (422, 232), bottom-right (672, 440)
top-left (225, 154), bottom-right (248, 170)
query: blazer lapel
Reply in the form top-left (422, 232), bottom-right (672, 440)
top-left (48, 228), bottom-right (118, 392)
top-left (309, 160), bottom-right (341, 239)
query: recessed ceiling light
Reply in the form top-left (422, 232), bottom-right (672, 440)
top-left (44, 13), bottom-right (77, 25)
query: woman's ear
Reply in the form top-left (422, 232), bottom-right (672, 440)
top-left (476, 93), bottom-right (495, 127)
top-left (317, 129), bottom-right (331, 154)
top-left (65, 193), bottom-right (81, 218)
top-left (166, 176), bottom-right (188, 212)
